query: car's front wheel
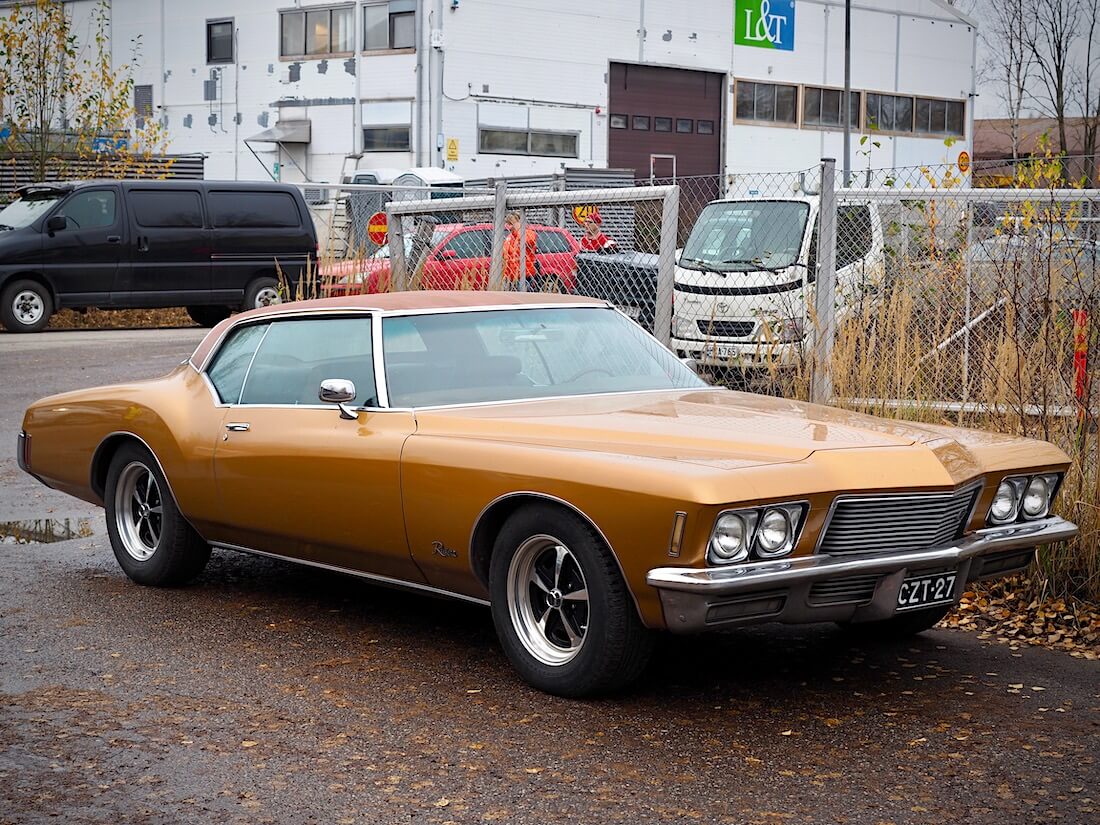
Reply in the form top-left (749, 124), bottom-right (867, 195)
top-left (104, 443), bottom-right (211, 586)
top-left (489, 503), bottom-right (653, 696)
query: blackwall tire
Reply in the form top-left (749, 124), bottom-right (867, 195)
top-left (1, 279), bottom-right (53, 333)
top-left (243, 277), bottom-right (281, 311)
top-left (489, 503), bottom-right (653, 697)
top-left (103, 443), bottom-right (211, 587)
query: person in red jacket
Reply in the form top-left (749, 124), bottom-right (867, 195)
top-left (503, 211), bottom-right (538, 282)
top-left (580, 213), bottom-right (616, 252)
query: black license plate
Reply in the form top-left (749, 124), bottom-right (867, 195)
top-left (896, 571), bottom-right (957, 611)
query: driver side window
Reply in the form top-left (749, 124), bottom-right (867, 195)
top-left (56, 190), bottom-right (118, 229)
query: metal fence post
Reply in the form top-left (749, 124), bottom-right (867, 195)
top-left (962, 201), bottom-right (973, 405)
top-left (387, 204), bottom-right (407, 291)
top-left (653, 184), bottom-right (680, 347)
top-left (488, 180), bottom-right (508, 290)
top-left (812, 158), bottom-right (838, 405)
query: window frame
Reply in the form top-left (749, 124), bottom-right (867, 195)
top-left (206, 17), bottom-right (234, 64)
top-left (279, 4), bottom-right (355, 60)
top-left (733, 79), bottom-right (799, 126)
top-left (801, 85), bottom-right (861, 131)
top-left (477, 126), bottom-right (580, 158)
top-left (362, 124), bottom-right (412, 152)
top-left (362, 0), bottom-right (417, 53)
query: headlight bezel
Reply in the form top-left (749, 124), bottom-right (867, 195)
top-left (988, 473), bottom-right (1062, 525)
top-left (707, 501), bottom-right (808, 565)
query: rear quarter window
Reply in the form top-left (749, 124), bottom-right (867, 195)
top-left (129, 190), bottom-right (203, 228)
top-left (208, 191), bottom-right (302, 228)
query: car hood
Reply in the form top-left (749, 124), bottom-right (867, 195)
top-left (411, 388), bottom-right (1066, 477)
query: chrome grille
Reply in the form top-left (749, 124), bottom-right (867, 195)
top-left (818, 487), bottom-right (979, 556)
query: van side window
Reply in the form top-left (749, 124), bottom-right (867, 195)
top-left (837, 206), bottom-right (873, 269)
top-left (129, 190), bottom-right (203, 228)
top-left (56, 190), bottom-right (117, 229)
top-left (208, 191), bottom-right (302, 228)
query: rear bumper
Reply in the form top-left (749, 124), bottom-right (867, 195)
top-left (647, 516), bottom-right (1078, 633)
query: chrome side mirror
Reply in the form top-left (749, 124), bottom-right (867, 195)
top-left (319, 378), bottom-right (358, 420)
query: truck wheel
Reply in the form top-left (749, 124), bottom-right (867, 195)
top-left (838, 605), bottom-right (951, 639)
top-left (104, 443), bottom-right (211, 587)
top-left (186, 305), bottom-right (231, 327)
top-left (1, 279), bottom-right (53, 333)
top-left (243, 277), bottom-right (281, 310)
top-left (489, 503), bottom-right (653, 697)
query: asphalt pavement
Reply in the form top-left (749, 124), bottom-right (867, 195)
top-left (1, 327), bottom-right (1098, 824)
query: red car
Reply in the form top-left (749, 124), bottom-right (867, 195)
top-left (323, 223), bottom-right (580, 296)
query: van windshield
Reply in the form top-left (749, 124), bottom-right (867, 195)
top-left (0, 193), bottom-right (63, 230)
top-left (680, 200), bottom-right (810, 272)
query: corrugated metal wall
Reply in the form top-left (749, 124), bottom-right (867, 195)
top-left (0, 154), bottom-right (205, 201)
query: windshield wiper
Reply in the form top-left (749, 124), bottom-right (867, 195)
top-left (679, 257), bottom-right (728, 274)
top-left (715, 258), bottom-right (807, 275)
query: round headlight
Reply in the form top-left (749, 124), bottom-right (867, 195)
top-left (756, 508), bottom-right (792, 555)
top-left (1022, 476), bottom-right (1050, 518)
top-left (990, 481), bottom-right (1018, 523)
top-left (711, 514), bottom-right (749, 561)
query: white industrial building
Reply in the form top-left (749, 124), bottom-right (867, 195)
top-left (71, 0), bottom-right (976, 184)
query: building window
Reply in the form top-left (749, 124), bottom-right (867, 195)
top-left (363, 126), bottom-right (411, 151)
top-left (609, 114), bottom-right (628, 129)
top-left (654, 117), bottom-right (672, 132)
top-left (632, 115), bottom-right (650, 131)
top-left (915, 97), bottom-right (965, 137)
top-left (698, 120), bottom-right (714, 135)
top-left (735, 80), bottom-right (798, 124)
top-left (865, 93), bottom-right (913, 133)
top-left (207, 19), bottom-right (234, 63)
top-left (134, 84), bottom-right (153, 128)
top-left (803, 87), bottom-right (860, 129)
top-left (478, 128), bottom-right (579, 158)
top-left (280, 6), bottom-right (353, 57)
top-left (676, 118), bottom-right (693, 133)
top-left (364, 1), bottom-right (416, 51)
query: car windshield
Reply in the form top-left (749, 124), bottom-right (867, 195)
top-left (382, 307), bottom-right (705, 407)
top-left (372, 228), bottom-right (450, 259)
top-left (680, 200), bottom-right (810, 272)
top-left (0, 193), bottom-right (64, 229)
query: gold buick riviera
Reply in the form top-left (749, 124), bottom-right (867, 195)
top-left (19, 292), bottom-right (1078, 696)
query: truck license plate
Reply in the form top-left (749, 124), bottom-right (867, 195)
top-left (896, 571), bottom-right (957, 611)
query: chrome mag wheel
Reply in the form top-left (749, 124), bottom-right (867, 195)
top-left (114, 461), bottom-right (163, 561)
top-left (12, 290), bottom-right (45, 326)
top-left (506, 534), bottom-right (590, 666)
top-left (253, 286), bottom-right (281, 308)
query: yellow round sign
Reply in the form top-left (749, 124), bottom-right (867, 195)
top-left (957, 150), bottom-right (971, 173)
top-left (572, 204), bottom-right (600, 226)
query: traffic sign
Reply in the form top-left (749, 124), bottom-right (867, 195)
top-left (957, 150), bottom-right (971, 173)
top-left (367, 211), bottom-right (388, 245)
top-left (572, 204), bottom-right (600, 226)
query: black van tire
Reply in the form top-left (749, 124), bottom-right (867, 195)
top-left (186, 305), bottom-right (232, 327)
top-left (243, 277), bottom-right (282, 311)
top-left (1, 279), bottom-right (53, 333)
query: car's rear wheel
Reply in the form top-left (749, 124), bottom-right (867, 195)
top-left (1, 279), bottom-right (53, 333)
top-left (104, 443), bottom-right (210, 586)
top-left (838, 604), bottom-right (952, 639)
top-left (243, 276), bottom-right (281, 310)
top-left (489, 503), bottom-right (653, 696)
top-left (186, 305), bottom-right (231, 327)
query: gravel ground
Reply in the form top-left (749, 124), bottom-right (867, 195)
top-left (1, 328), bottom-right (1098, 825)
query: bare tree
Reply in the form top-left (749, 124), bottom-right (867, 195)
top-left (1082, 0), bottom-right (1099, 185)
top-left (980, 0), bottom-right (1037, 164)
top-left (1023, 0), bottom-right (1081, 162)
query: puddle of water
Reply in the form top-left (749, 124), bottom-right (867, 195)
top-left (0, 518), bottom-right (95, 544)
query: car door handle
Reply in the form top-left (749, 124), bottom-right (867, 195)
top-left (137, 235), bottom-right (149, 252)
top-left (106, 235), bottom-right (121, 244)
top-left (225, 422), bottom-right (250, 432)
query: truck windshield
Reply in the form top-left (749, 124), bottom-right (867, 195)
top-left (680, 200), bottom-right (810, 272)
top-left (0, 193), bottom-right (63, 230)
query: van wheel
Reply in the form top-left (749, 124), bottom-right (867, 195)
top-left (1, 279), bottom-right (53, 333)
top-left (243, 277), bottom-right (281, 310)
top-left (489, 503), bottom-right (653, 697)
top-left (186, 305), bottom-right (231, 327)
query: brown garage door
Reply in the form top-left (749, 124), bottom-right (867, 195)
top-left (608, 63), bottom-right (724, 181)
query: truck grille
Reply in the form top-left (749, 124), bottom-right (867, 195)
top-left (696, 319), bottom-right (756, 339)
top-left (818, 487), bottom-right (979, 556)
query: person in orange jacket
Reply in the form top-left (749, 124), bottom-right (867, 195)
top-left (503, 211), bottom-right (538, 282)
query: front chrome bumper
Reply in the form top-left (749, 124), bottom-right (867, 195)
top-left (647, 516), bottom-right (1078, 633)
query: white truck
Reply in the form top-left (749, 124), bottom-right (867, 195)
top-left (671, 194), bottom-right (886, 367)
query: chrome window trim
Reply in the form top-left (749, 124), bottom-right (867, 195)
top-left (813, 480), bottom-right (985, 556)
top-left (235, 322), bottom-right (272, 405)
top-left (212, 541), bottom-right (490, 607)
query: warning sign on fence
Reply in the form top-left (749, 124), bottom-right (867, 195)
top-left (367, 211), bottom-right (388, 245)
top-left (572, 205), bottom-right (601, 226)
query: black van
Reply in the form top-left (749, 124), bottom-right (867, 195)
top-left (0, 180), bottom-right (317, 332)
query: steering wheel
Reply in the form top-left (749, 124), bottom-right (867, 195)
top-left (563, 366), bottom-right (612, 383)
